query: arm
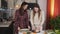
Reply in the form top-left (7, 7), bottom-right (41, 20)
top-left (30, 11), bottom-right (36, 30)
top-left (39, 11), bottom-right (46, 31)
top-left (14, 10), bottom-right (20, 33)
top-left (14, 11), bottom-right (19, 26)
top-left (25, 12), bottom-right (31, 29)
top-left (30, 11), bottom-right (34, 26)
top-left (14, 10), bottom-right (19, 28)
top-left (41, 11), bottom-right (46, 26)
top-left (26, 13), bottom-right (29, 26)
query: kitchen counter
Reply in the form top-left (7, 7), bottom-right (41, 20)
top-left (18, 31), bottom-right (45, 34)
top-left (0, 21), bottom-right (13, 34)
top-left (0, 21), bottom-right (12, 27)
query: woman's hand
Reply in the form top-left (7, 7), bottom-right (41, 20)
top-left (37, 25), bottom-right (43, 31)
top-left (32, 26), bottom-right (35, 30)
top-left (28, 26), bottom-right (30, 30)
top-left (18, 27), bottom-right (20, 31)
top-left (35, 26), bottom-right (40, 32)
top-left (38, 26), bottom-right (40, 30)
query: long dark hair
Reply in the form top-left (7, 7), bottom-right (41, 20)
top-left (19, 2), bottom-right (28, 16)
top-left (33, 3), bottom-right (41, 19)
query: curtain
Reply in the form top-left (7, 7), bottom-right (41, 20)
top-left (46, 0), bottom-right (60, 29)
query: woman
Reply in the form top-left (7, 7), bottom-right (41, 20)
top-left (30, 4), bottom-right (45, 32)
top-left (14, 2), bottom-right (30, 34)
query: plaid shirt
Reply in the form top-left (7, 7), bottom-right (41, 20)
top-left (14, 10), bottom-right (29, 34)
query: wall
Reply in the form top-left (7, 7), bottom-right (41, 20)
top-left (8, 0), bottom-right (14, 9)
top-left (37, 0), bottom-right (47, 12)
top-left (25, 0), bottom-right (36, 3)
top-left (0, 0), bottom-right (1, 7)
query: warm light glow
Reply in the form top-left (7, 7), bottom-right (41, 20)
top-left (51, 0), bottom-right (55, 17)
top-left (16, 5), bottom-right (19, 8)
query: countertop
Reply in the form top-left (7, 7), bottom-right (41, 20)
top-left (0, 21), bottom-right (12, 27)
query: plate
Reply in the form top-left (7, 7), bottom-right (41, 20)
top-left (20, 29), bottom-right (29, 32)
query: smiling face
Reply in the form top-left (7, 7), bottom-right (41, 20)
top-left (23, 5), bottom-right (28, 10)
top-left (33, 7), bottom-right (39, 13)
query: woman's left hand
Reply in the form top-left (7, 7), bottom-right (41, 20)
top-left (38, 25), bottom-right (43, 31)
top-left (18, 27), bottom-right (20, 31)
top-left (28, 26), bottom-right (30, 30)
top-left (35, 26), bottom-right (40, 32)
top-left (37, 26), bottom-right (40, 30)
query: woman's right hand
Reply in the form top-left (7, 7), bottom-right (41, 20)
top-left (32, 26), bottom-right (35, 30)
top-left (18, 27), bottom-right (20, 31)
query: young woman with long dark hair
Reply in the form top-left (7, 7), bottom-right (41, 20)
top-left (14, 2), bottom-right (30, 34)
top-left (30, 4), bottom-right (45, 32)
